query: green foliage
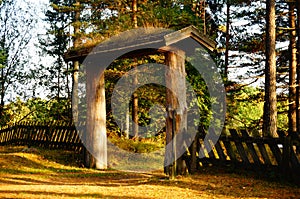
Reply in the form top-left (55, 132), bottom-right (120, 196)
top-left (186, 61), bottom-right (212, 129)
top-left (0, 98), bottom-right (71, 126)
top-left (108, 131), bottom-right (164, 153)
top-left (105, 57), bottom-right (167, 138)
top-left (138, 1), bottom-right (202, 30)
top-left (25, 98), bottom-right (72, 122)
top-left (41, 0), bottom-right (292, 140)
top-left (225, 86), bottom-right (288, 134)
top-left (104, 52), bottom-right (214, 139)
top-left (226, 86), bottom-right (264, 131)
top-left (277, 99), bottom-right (288, 132)
top-left (0, 98), bottom-right (31, 126)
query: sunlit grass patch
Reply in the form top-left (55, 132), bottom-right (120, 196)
top-left (0, 146), bottom-right (299, 199)
top-left (0, 146), bottom-right (85, 175)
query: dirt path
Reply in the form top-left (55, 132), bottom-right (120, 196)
top-left (0, 146), bottom-right (299, 199)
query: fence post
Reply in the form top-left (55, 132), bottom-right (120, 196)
top-left (282, 135), bottom-right (291, 174)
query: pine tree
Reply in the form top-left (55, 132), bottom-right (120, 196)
top-left (296, 0), bottom-right (300, 137)
top-left (288, 1), bottom-right (297, 135)
top-left (263, 0), bottom-right (278, 137)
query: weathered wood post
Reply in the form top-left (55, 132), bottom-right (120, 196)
top-left (84, 63), bottom-right (107, 169)
top-left (282, 135), bottom-right (291, 174)
top-left (164, 48), bottom-right (188, 178)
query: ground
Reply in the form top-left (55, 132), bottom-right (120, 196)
top-left (0, 146), bottom-right (299, 199)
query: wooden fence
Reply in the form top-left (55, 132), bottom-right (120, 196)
top-left (0, 122), bottom-right (299, 175)
top-left (197, 128), bottom-right (300, 174)
top-left (0, 121), bottom-right (83, 150)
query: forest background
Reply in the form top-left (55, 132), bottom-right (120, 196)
top-left (0, 0), bottom-right (298, 141)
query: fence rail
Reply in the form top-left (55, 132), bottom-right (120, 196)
top-left (0, 121), bottom-right (83, 150)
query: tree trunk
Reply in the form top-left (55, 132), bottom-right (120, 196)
top-left (0, 68), bottom-right (4, 119)
top-left (263, 0), bottom-right (278, 137)
top-left (189, 130), bottom-right (200, 174)
top-left (131, 1), bottom-right (138, 138)
top-left (224, 0), bottom-right (230, 79)
top-left (132, 65), bottom-right (139, 139)
top-left (125, 107), bottom-right (130, 139)
top-left (288, 2), bottom-right (297, 135)
top-left (132, 0), bottom-right (138, 28)
top-left (296, 1), bottom-right (300, 131)
top-left (296, 0), bottom-right (300, 142)
top-left (73, 61), bottom-right (79, 123)
top-left (132, 92), bottom-right (139, 138)
top-left (72, 1), bottom-right (80, 123)
top-left (164, 49), bottom-right (188, 178)
top-left (200, 0), bottom-right (206, 34)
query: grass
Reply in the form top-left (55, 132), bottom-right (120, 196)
top-left (109, 135), bottom-right (164, 153)
top-left (106, 132), bottom-right (166, 172)
top-left (0, 145), bottom-right (299, 199)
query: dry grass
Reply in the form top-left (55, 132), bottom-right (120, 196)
top-left (0, 146), bottom-right (299, 199)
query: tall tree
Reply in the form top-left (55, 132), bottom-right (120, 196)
top-left (0, 0), bottom-right (36, 123)
top-left (288, 1), bottom-right (297, 135)
top-left (72, 0), bottom-right (81, 123)
top-left (39, 0), bottom-right (71, 98)
top-left (263, 0), bottom-right (278, 137)
top-left (224, 0), bottom-right (230, 79)
top-left (132, 0), bottom-right (139, 138)
top-left (296, 0), bottom-right (300, 135)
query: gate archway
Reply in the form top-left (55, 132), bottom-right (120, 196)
top-left (65, 26), bottom-right (217, 177)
